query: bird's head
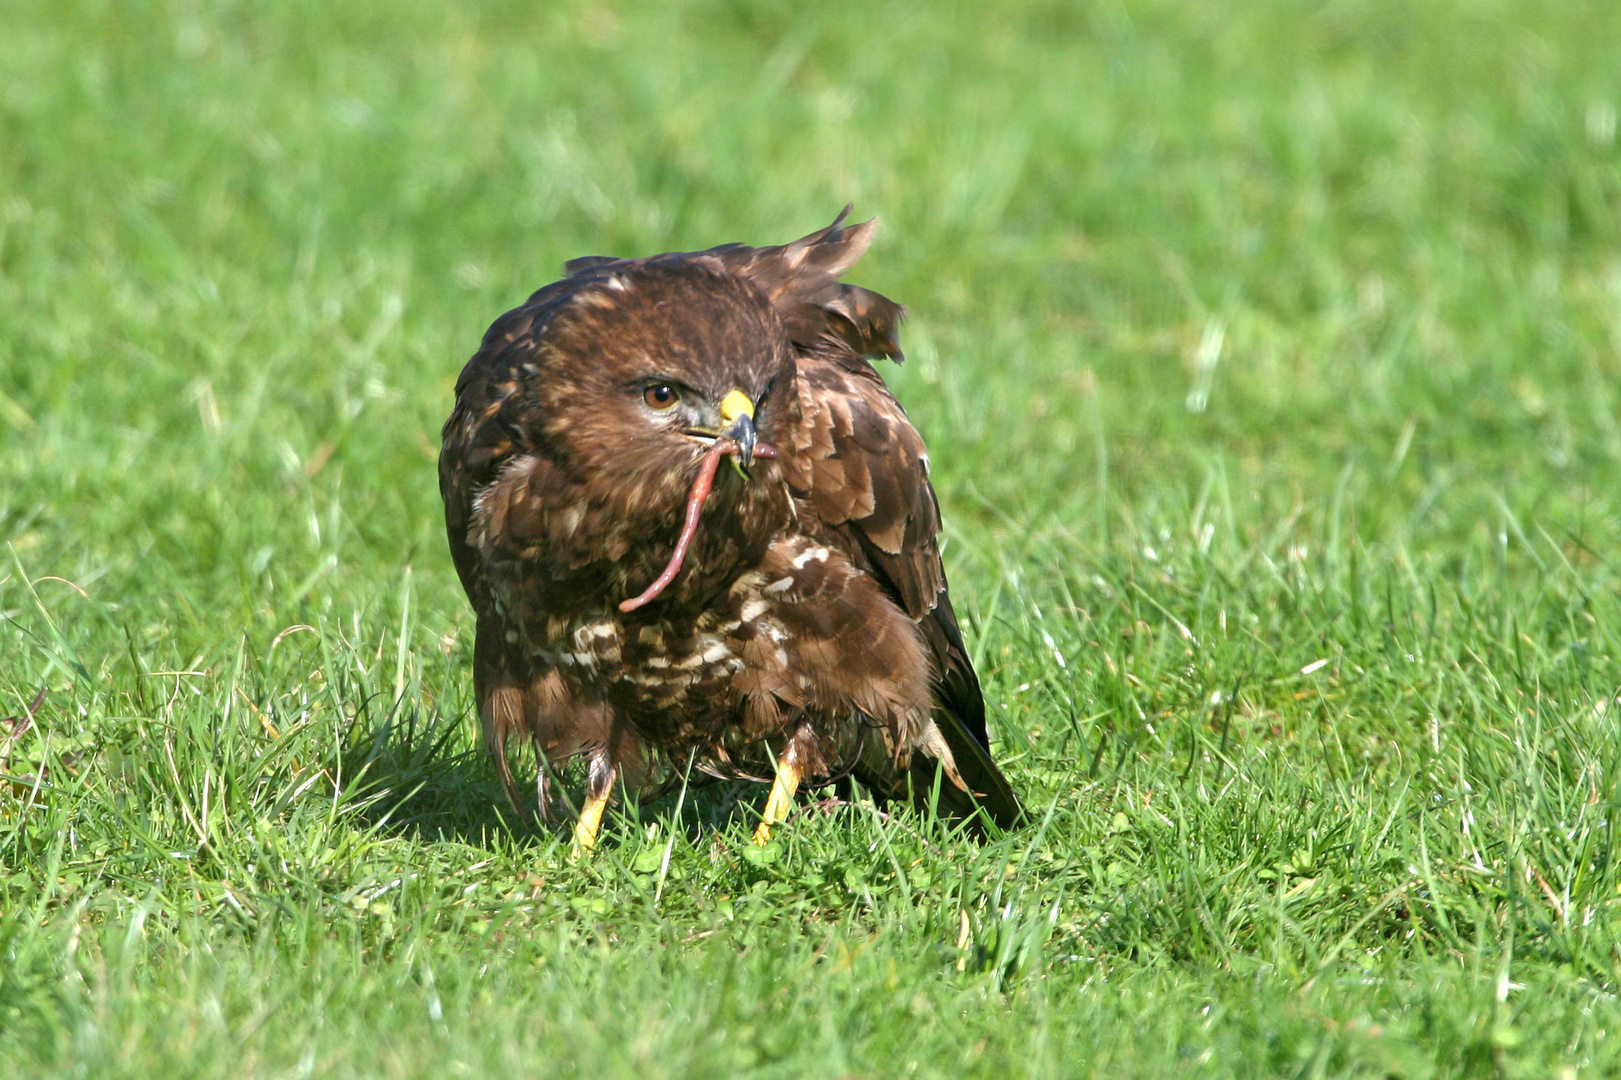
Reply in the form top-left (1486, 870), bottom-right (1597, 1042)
top-left (532, 259), bottom-right (798, 533)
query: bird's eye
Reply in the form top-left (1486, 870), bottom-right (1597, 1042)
top-left (643, 383), bottom-right (680, 410)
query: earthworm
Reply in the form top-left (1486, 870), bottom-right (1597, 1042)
top-left (619, 439), bottom-right (777, 612)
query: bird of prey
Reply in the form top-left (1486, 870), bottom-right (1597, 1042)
top-left (439, 208), bottom-right (1023, 848)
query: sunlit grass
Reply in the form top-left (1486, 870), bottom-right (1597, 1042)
top-left (5, 0), bottom-right (1621, 1076)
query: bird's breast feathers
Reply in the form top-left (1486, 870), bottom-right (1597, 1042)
top-left (485, 530), bottom-right (930, 747)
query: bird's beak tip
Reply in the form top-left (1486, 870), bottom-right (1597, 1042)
top-left (723, 414), bottom-right (757, 470)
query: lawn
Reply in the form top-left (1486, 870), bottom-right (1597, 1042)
top-left (5, 0), bottom-right (1621, 1075)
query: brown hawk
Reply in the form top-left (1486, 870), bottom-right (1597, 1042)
top-left (439, 208), bottom-right (1024, 848)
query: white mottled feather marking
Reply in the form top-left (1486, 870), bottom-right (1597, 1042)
top-left (790, 547), bottom-right (829, 569)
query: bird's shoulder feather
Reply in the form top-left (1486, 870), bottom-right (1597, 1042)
top-left (564, 205), bottom-right (907, 363)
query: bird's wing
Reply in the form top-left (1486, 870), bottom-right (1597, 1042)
top-left (783, 348), bottom-right (991, 755)
top-left (439, 277), bottom-right (589, 596)
top-left (439, 277), bottom-right (589, 812)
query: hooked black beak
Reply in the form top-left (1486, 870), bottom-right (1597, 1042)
top-left (722, 410), bottom-right (757, 470)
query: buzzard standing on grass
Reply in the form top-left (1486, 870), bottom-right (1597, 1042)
top-left (439, 209), bottom-right (1024, 848)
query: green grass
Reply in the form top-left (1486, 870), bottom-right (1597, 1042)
top-left (5, 0), bottom-right (1621, 1075)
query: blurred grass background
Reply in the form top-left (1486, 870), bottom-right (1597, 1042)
top-left (6, 1), bottom-right (1621, 1076)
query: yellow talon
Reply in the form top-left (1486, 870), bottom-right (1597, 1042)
top-left (573, 788), bottom-right (611, 852)
top-left (752, 759), bottom-right (802, 846)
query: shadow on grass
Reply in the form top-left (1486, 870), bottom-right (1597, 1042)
top-left (333, 699), bottom-right (782, 849)
top-left (332, 691), bottom-right (1006, 855)
top-left (334, 701), bottom-right (520, 846)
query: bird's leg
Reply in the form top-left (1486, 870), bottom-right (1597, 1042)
top-left (573, 789), bottom-right (611, 850)
top-left (572, 752), bottom-right (619, 852)
top-left (753, 726), bottom-right (814, 846)
top-left (534, 745), bottom-right (556, 822)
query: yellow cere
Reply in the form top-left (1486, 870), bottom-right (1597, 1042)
top-left (719, 389), bottom-right (754, 424)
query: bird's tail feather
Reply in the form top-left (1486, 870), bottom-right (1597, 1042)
top-left (914, 712), bottom-right (1027, 834)
top-left (855, 714), bottom-right (1026, 835)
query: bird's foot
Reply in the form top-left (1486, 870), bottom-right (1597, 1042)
top-left (751, 757), bottom-right (803, 846)
top-left (570, 763), bottom-right (618, 855)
